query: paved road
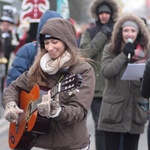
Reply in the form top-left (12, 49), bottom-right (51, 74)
top-left (87, 110), bottom-right (149, 150)
top-left (0, 107), bottom-right (148, 150)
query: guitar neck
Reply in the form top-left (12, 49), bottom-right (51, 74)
top-left (30, 73), bottom-right (81, 114)
top-left (51, 83), bottom-right (61, 98)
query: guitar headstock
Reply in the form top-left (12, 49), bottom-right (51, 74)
top-left (51, 74), bottom-right (82, 98)
top-left (61, 74), bottom-right (82, 92)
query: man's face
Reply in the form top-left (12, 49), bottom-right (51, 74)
top-left (98, 12), bottom-right (111, 24)
top-left (0, 21), bottom-right (12, 32)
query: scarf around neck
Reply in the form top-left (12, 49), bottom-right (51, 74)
top-left (40, 51), bottom-right (71, 75)
top-left (132, 44), bottom-right (148, 63)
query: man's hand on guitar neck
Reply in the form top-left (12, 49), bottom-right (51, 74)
top-left (37, 90), bottom-right (61, 118)
top-left (4, 101), bottom-right (24, 123)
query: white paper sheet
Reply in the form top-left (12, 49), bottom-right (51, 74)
top-left (121, 63), bottom-right (146, 80)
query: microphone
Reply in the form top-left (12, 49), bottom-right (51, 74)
top-left (127, 38), bottom-right (133, 62)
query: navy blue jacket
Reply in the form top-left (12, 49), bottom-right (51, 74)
top-left (6, 10), bottom-right (62, 86)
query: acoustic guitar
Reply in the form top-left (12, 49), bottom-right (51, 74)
top-left (8, 74), bottom-right (82, 149)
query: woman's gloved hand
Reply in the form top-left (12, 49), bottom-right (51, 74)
top-left (4, 101), bottom-right (24, 123)
top-left (123, 43), bottom-right (135, 57)
top-left (37, 90), bottom-right (61, 118)
top-left (50, 94), bottom-right (61, 118)
top-left (37, 90), bottom-right (52, 117)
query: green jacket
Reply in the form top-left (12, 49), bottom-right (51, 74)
top-left (79, 0), bottom-right (118, 98)
top-left (98, 43), bottom-right (149, 134)
top-left (98, 13), bottom-right (150, 134)
top-left (80, 29), bottom-right (109, 97)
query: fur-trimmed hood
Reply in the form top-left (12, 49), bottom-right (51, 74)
top-left (112, 13), bottom-right (150, 49)
top-left (90, 0), bottom-right (118, 22)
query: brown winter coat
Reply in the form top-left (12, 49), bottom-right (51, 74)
top-left (3, 61), bottom-right (95, 149)
top-left (3, 18), bottom-right (95, 150)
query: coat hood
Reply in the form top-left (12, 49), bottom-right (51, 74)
top-left (112, 13), bottom-right (150, 49)
top-left (40, 18), bottom-right (78, 51)
top-left (36, 10), bottom-right (62, 41)
top-left (90, 0), bottom-right (118, 22)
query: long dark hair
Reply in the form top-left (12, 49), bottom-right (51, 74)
top-left (111, 28), bottom-right (123, 56)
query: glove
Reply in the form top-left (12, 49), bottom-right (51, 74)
top-left (4, 101), bottom-right (24, 123)
top-left (37, 90), bottom-right (61, 118)
top-left (101, 24), bottom-right (112, 37)
top-left (37, 90), bottom-right (52, 117)
top-left (123, 43), bottom-right (135, 57)
top-left (50, 94), bottom-right (61, 118)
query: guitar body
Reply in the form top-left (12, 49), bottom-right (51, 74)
top-left (9, 84), bottom-right (50, 149)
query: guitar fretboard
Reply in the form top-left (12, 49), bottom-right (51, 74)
top-left (30, 73), bottom-right (82, 115)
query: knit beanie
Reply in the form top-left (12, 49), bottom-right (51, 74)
top-left (97, 4), bottom-right (111, 14)
top-left (121, 20), bottom-right (139, 33)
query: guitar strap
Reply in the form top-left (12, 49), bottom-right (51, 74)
top-left (40, 74), bottom-right (65, 90)
top-left (57, 74), bottom-right (65, 83)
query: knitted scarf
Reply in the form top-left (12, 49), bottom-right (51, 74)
top-left (132, 44), bottom-right (148, 63)
top-left (40, 51), bottom-right (71, 75)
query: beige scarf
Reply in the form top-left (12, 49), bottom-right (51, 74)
top-left (40, 51), bottom-right (71, 75)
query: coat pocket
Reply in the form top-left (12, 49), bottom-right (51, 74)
top-left (133, 99), bottom-right (148, 125)
top-left (100, 96), bottom-right (124, 123)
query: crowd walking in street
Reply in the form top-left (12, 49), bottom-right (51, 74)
top-left (1, 0), bottom-right (150, 150)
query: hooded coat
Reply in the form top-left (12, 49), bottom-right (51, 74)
top-left (6, 10), bottom-right (62, 86)
top-left (3, 18), bottom-right (95, 150)
top-left (80, 0), bottom-right (118, 97)
top-left (98, 13), bottom-right (150, 134)
top-left (90, 0), bottom-right (118, 22)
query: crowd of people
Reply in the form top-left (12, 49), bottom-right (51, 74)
top-left (1, 0), bottom-right (150, 150)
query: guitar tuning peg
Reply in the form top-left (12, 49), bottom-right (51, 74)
top-left (68, 89), bottom-right (80, 96)
top-left (68, 91), bottom-right (73, 96)
top-left (75, 89), bottom-right (79, 92)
